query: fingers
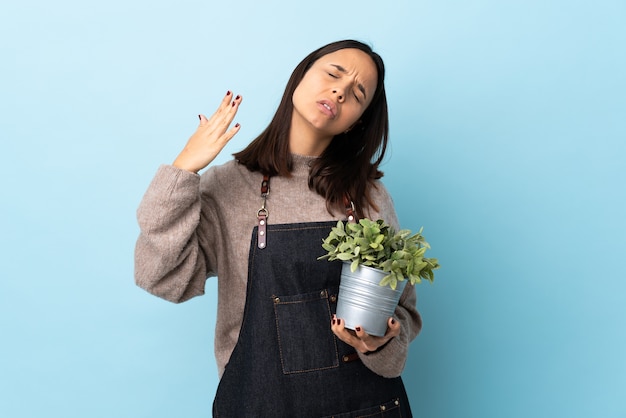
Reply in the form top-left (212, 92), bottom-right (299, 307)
top-left (331, 315), bottom-right (359, 347)
top-left (204, 91), bottom-right (232, 125)
top-left (204, 91), bottom-right (242, 128)
top-left (331, 315), bottom-right (369, 351)
top-left (197, 91), bottom-right (243, 147)
top-left (385, 317), bottom-right (401, 338)
top-left (221, 93), bottom-right (242, 132)
top-left (352, 326), bottom-right (381, 351)
top-left (220, 121), bottom-right (242, 144)
top-left (331, 315), bottom-right (399, 353)
top-left (172, 90), bottom-right (243, 173)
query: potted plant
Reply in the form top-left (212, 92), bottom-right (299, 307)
top-left (318, 218), bottom-right (440, 336)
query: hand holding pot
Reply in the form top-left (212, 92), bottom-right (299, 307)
top-left (331, 316), bottom-right (400, 353)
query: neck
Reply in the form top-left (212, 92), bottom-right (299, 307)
top-left (288, 114), bottom-right (333, 157)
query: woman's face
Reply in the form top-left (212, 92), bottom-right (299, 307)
top-left (291, 48), bottom-right (378, 142)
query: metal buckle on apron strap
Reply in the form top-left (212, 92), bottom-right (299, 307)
top-left (257, 175), bottom-right (270, 249)
top-left (343, 194), bottom-right (357, 224)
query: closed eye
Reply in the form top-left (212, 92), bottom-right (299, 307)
top-left (326, 69), bottom-right (363, 103)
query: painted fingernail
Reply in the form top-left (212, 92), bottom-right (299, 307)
top-left (226, 90), bottom-right (231, 96)
top-left (332, 318), bottom-right (336, 325)
top-left (356, 327), bottom-right (361, 332)
top-left (198, 115), bottom-right (201, 120)
top-left (235, 123), bottom-right (240, 128)
top-left (235, 95), bottom-right (240, 100)
top-left (391, 319), bottom-right (396, 325)
top-left (232, 101), bottom-right (236, 107)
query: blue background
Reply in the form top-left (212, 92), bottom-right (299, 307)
top-left (1, 0), bottom-right (625, 417)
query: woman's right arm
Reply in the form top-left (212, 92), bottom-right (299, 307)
top-left (134, 92), bottom-right (242, 303)
top-left (134, 165), bottom-right (211, 302)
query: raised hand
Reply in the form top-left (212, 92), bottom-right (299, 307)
top-left (173, 91), bottom-right (243, 173)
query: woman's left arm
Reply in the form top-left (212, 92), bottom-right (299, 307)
top-left (331, 283), bottom-right (422, 377)
top-left (357, 285), bottom-right (422, 377)
top-left (330, 181), bottom-right (423, 377)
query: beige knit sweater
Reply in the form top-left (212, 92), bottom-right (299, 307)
top-left (134, 154), bottom-right (422, 378)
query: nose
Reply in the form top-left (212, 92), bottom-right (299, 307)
top-left (332, 89), bottom-right (345, 103)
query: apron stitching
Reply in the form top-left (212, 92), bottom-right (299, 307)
top-left (273, 288), bottom-right (341, 374)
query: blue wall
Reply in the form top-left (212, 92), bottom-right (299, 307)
top-left (1, 1), bottom-right (624, 417)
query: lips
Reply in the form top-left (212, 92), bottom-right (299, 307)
top-left (317, 99), bottom-right (337, 119)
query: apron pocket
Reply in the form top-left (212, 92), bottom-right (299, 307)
top-left (273, 289), bottom-right (339, 374)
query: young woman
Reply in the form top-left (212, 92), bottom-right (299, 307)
top-left (135, 40), bottom-right (421, 417)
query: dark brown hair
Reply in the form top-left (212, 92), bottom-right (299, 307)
top-left (233, 39), bottom-right (389, 218)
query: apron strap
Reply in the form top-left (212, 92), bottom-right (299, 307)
top-left (343, 193), bottom-right (357, 223)
top-left (257, 175), bottom-right (270, 249)
top-left (258, 175), bottom-right (357, 249)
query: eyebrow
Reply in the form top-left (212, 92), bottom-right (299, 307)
top-left (330, 64), bottom-right (367, 100)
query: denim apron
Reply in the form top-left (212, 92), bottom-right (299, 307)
top-left (212, 179), bottom-right (413, 417)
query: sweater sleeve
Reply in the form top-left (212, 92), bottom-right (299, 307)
top-left (357, 180), bottom-right (423, 377)
top-left (357, 285), bottom-right (422, 377)
top-left (134, 164), bottom-right (217, 303)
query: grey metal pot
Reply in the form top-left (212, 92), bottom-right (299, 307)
top-left (336, 262), bottom-right (408, 337)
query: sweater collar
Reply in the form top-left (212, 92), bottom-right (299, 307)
top-left (291, 153), bottom-right (317, 177)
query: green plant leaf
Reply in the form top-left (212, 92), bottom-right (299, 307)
top-left (379, 274), bottom-right (395, 289)
top-left (336, 253), bottom-right (353, 261)
top-left (413, 260), bottom-right (427, 271)
top-left (409, 273), bottom-right (422, 285)
top-left (337, 242), bottom-right (350, 253)
top-left (318, 218), bottom-right (440, 288)
top-left (389, 275), bottom-right (398, 290)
